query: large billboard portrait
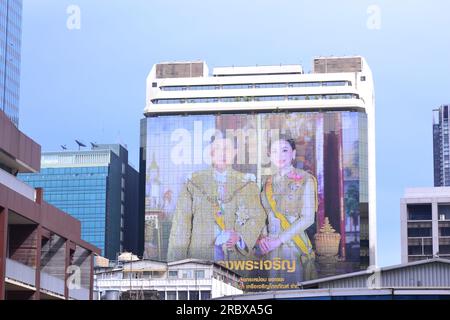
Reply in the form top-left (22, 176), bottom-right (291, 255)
top-left (143, 110), bottom-right (369, 290)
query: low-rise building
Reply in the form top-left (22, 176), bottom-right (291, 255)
top-left (401, 187), bottom-right (450, 263)
top-left (94, 258), bottom-right (243, 300)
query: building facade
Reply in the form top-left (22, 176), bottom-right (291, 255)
top-left (140, 57), bottom-right (376, 289)
top-left (94, 258), bottom-right (243, 300)
top-left (433, 105), bottom-right (450, 186)
top-left (0, 0), bottom-right (22, 127)
top-left (401, 187), bottom-right (450, 263)
top-left (1, 109), bottom-right (100, 300)
top-left (19, 144), bottom-right (141, 260)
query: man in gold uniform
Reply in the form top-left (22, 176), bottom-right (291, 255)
top-left (167, 137), bottom-right (266, 262)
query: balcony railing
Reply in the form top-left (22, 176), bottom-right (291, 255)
top-left (40, 272), bottom-right (65, 296)
top-left (0, 168), bottom-right (36, 201)
top-left (69, 287), bottom-right (90, 300)
top-left (5, 258), bottom-right (36, 287)
top-left (96, 278), bottom-right (212, 290)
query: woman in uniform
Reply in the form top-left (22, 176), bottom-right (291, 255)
top-left (258, 135), bottom-right (318, 282)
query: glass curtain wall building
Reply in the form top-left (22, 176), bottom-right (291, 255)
top-left (24, 166), bottom-right (109, 252)
top-left (19, 144), bottom-right (141, 259)
top-left (0, 0), bottom-right (22, 127)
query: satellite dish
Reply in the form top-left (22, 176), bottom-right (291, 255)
top-left (75, 140), bottom-right (87, 150)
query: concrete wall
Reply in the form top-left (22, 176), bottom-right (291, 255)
top-left (0, 110), bottom-right (40, 173)
top-left (0, 208), bottom-right (7, 299)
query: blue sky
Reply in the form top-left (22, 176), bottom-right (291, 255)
top-left (19, 0), bottom-right (450, 267)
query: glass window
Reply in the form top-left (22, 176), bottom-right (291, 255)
top-left (254, 96), bottom-right (285, 102)
top-left (222, 84), bottom-right (252, 90)
top-left (168, 270), bottom-right (178, 278)
top-left (189, 291), bottom-right (199, 300)
top-left (438, 205), bottom-right (450, 220)
top-left (219, 97), bottom-right (236, 103)
top-left (200, 291), bottom-right (211, 300)
top-left (439, 238), bottom-right (450, 254)
top-left (195, 270), bottom-right (205, 279)
top-left (439, 221), bottom-right (450, 236)
top-left (178, 291), bottom-right (188, 300)
top-left (288, 95), bottom-right (306, 101)
top-left (254, 83), bottom-right (286, 89)
top-left (408, 224), bottom-right (432, 237)
top-left (181, 270), bottom-right (193, 279)
top-left (322, 81), bottom-right (347, 87)
top-left (408, 237), bottom-right (432, 255)
top-left (408, 246), bottom-right (423, 256)
top-left (408, 204), bottom-right (432, 220)
top-left (289, 82), bottom-right (320, 88)
top-left (166, 291), bottom-right (176, 300)
top-left (190, 85), bottom-right (220, 90)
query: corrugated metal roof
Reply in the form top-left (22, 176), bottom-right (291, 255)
top-left (216, 288), bottom-right (450, 300)
top-left (300, 258), bottom-right (450, 289)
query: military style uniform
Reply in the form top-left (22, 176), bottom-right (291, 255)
top-left (260, 168), bottom-right (317, 282)
top-left (167, 168), bottom-right (267, 262)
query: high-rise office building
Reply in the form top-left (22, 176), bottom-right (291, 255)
top-left (19, 144), bottom-right (141, 260)
top-left (1, 0), bottom-right (100, 300)
top-left (0, 0), bottom-right (22, 127)
top-left (401, 187), bottom-right (450, 263)
top-left (140, 56), bottom-right (377, 290)
top-left (433, 105), bottom-right (450, 186)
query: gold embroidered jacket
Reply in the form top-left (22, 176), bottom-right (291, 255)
top-left (167, 168), bottom-right (267, 262)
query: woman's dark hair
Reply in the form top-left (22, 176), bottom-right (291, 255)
top-left (269, 134), bottom-right (296, 151)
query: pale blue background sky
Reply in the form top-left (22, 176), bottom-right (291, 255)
top-left (19, 0), bottom-right (450, 266)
